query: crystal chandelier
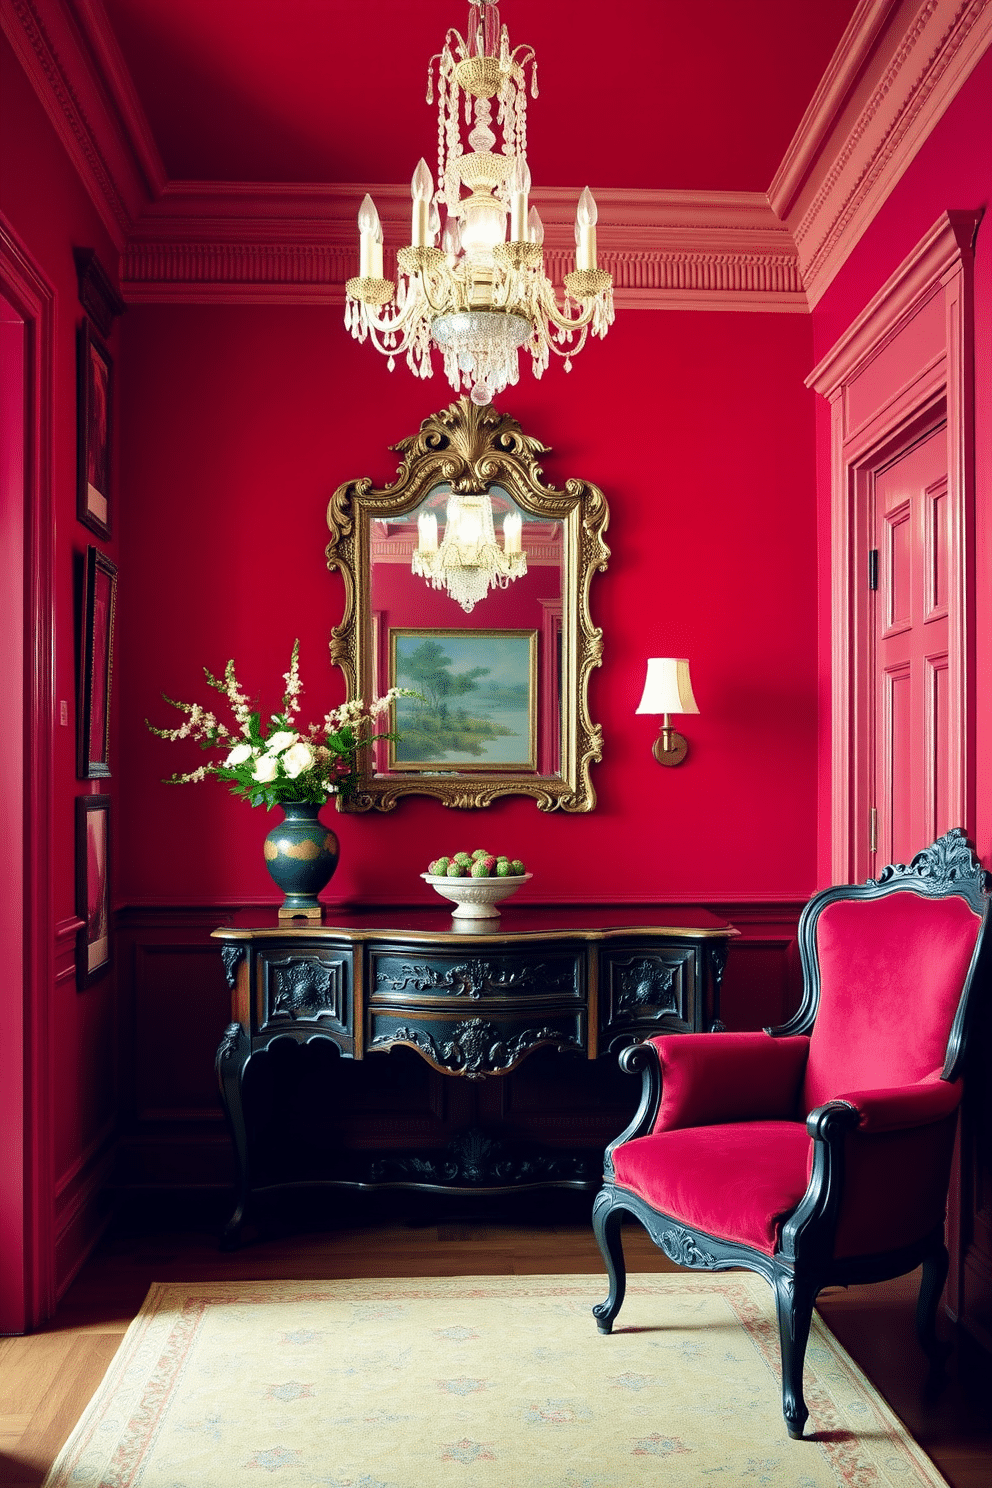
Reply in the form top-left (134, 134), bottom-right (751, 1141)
top-left (412, 492), bottom-right (527, 612)
top-left (345, 0), bottom-right (614, 406)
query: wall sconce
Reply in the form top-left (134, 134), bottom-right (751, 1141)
top-left (636, 658), bottom-right (699, 767)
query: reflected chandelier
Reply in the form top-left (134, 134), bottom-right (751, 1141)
top-left (412, 492), bottom-right (526, 612)
top-left (345, 0), bottom-right (614, 406)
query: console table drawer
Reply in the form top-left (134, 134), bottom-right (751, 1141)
top-left (369, 947), bottom-right (583, 1010)
top-left (600, 945), bottom-right (700, 1047)
top-left (256, 946), bottom-right (353, 1042)
top-left (368, 1006), bottom-right (585, 1076)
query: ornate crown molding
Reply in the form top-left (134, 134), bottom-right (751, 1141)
top-left (121, 183), bottom-right (804, 311)
top-left (1, 0), bottom-right (165, 248)
top-left (773, 0), bottom-right (992, 307)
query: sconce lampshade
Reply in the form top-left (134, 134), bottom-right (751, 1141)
top-left (636, 658), bottom-right (699, 717)
top-left (636, 658), bottom-right (698, 767)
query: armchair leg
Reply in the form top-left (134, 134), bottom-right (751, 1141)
top-left (591, 1188), bottom-right (627, 1335)
top-left (774, 1271), bottom-right (814, 1439)
top-left (916, 1242), bottom-right (952, 1371)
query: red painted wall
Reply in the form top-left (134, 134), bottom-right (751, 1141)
top-left (810, 49), bottom-right (992, 885)
top-left (2, 17), bottom-right (827, 1317)
top-left (118, 303), bottom-right (820, 906)
top-left (0, 31), bottom-right (121, 1324)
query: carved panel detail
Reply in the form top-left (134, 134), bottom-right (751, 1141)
top-left (370, 1017), bottom-right (580, 1075)
top-left (614, 956), bottom-right (678, 1016)
top-left (872, 826), bottom-right (992, 897)
top-left (220, 944), bottom-right (245, 990)
top-left (659, 1227), bottom-right (718, 1268)
top-left (216, 1021), bottom-right (246, 1065)
top-left (267, 957), bottom-right (344, 1021)
top-left (375, 956), bottom-right (577, 1000)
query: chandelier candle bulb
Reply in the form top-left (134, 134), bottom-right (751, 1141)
top-left (503, 510), bottom-right (522, 555)
top-left (442, 217), bottom-right (462, 259)
top-left (411, 159), bottom-right (433, 247)
top-left (528, 206), bottom-right (544, 246)
top-left (576, 187), bottom-right (598, 272)
top-left (509, 156), bottom-right (531, 242)
top-left (417, 511), bottom-right (438, 553)
top-left (358, 194), bottom-right (382, 279)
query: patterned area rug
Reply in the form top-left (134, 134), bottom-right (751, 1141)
top-left (44, 1273), bottom-right (948, 1488)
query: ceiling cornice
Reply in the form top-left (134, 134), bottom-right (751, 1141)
top-left (0, 0), bottom-right (164, 248)
top-left (5, 0), bottom-right (989, 313)
top-left (123, 182), bottom-right (805, 311)
top-left (768, 0), bottom-right (900, 222)
top-left (772, 0), bottom-right (992, 306)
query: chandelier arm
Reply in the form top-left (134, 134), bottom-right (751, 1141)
top-left (417, 270), bottom-right (460, 316)
top-left (363, 291), bottom-right (426, 335)
top-left (358, 311), bottom-right (429, 360)
top-left (531, 327), bottom-right (591, 361)
top-left (539, 294), bottom-right (598, 333)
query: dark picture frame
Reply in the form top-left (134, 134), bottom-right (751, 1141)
top-left (78, 545), bottom-right (117, 778)
top-left (75, 795), bottom-right (111, 988)
top-left (389, 628), bottom-right (538, 772)
top-left (77, 318), bottom-right (113, 539)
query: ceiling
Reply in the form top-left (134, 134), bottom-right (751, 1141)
top-left (100, 0), bottom-right (864, 194)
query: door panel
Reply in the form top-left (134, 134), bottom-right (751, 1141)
top-left (871, 426), bottom-right (949, 868)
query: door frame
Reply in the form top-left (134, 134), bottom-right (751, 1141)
top-left (868, 407), bottom-right (951, 868)
top-left (808, 211), bottom-right (979, 886)
top-left (0, 215), bottom-right (56, 1331)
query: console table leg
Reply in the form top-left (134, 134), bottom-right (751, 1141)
top-left (216, 1021), bottom-right (252, 1248)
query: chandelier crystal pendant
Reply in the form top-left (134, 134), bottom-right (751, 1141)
top-left (344, 0), bottom-right (614, 406)
top-left (412, 492), bottom-right (527, 612)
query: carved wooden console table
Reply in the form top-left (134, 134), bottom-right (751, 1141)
top-left (213, 906), bottom-right (738, 1243)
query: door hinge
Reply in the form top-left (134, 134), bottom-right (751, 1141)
top-left (869, 806), bottom-right (878, 854)
top-left (868, 549), bottom-right (879, 591)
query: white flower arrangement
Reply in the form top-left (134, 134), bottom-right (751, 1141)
top-left (147, 640), bottom-right (412, 808)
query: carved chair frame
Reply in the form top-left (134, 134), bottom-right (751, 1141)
top-left (591, 830), bottom-right (991, 1438)
top-left (325, 399), bottom-right (610, 811)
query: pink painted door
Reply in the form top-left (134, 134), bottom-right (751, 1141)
top-left (871, 425), bottom-right (950, 868)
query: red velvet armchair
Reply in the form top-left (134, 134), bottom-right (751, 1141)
top-left (591, 830), bottom-right (990, 1439)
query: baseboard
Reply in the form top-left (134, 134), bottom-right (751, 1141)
top-left (54, 1128), bottom-right (117, 1298)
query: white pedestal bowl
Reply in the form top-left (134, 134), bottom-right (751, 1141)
top-left (421, 872), bottom-right (531, 920)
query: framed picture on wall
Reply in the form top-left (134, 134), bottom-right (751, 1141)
top-left (76, 318), bottom-right (113, 539)
top-left (388, 628), bottom-right (538, 772)
top-left (75, 794), bottom-right (111, 988)
top-left (78, 545), bottom-right (117, 778)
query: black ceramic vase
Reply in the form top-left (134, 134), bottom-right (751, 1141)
top-left (262, 801), bottom-right (339, 919)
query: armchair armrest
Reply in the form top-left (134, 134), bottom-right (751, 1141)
top-left (651, 1032), bottom-right (810, 1132)
top-left (789, 1079), bottom-right (965, 1264)
top-left (830, 1075), bottom-right (962, 1133)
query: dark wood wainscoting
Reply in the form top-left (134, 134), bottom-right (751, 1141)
top-left (114, 902), bottom-right (805, 1196)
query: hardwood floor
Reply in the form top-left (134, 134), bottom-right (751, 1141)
top-left (1, 1190), bottom-right (990, 1487)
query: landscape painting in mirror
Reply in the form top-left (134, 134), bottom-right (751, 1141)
top-left (389, 629), bottom-right (538, 772)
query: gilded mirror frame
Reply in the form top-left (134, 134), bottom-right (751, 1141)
top-left (325, 399), bottom-right (609, 811)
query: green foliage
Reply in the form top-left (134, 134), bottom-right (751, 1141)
top-left (146, 641), bottom-right (413, 809)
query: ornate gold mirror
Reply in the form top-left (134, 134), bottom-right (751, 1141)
top-left (326, 400), bottom-right (609, 811)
